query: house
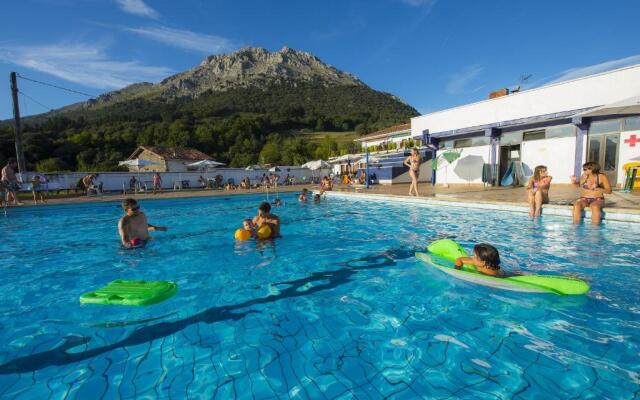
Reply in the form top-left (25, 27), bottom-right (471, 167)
top-left (126, 146), bottom-right (212, 172)
top-left (355, 123), bottom-right (414, 151)
top-left (409, 64), bottom-right (640, 187)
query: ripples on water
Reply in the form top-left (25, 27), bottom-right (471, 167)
top-left (0, 194), bottom-right (638, 399)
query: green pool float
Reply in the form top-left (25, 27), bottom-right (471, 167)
top-left (80, 280), bottom-right (178, 306)
top-left (416, 239), bottom-right (590, 295)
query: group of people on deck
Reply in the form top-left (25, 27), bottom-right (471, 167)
top-left (525, 162), bottom-right (612, 224)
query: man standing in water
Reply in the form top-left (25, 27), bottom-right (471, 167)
top-left (118, 198), bottom-right (167, 248)
top-left (252, 201), bottom-right (280, 238)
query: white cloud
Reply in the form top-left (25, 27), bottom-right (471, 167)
top-left (545, 55), bottom-right (640, 85)
top-left (0, 42), bottom-right (173, 89)
top-left (124, 26), bottom-right (234, 54)
top-left (115, 0), bottom-right (159, 19)
top-left (445, 65), bottom-right (483, 95)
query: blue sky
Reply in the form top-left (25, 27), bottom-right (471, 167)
top-left (1, 0), bottom-right (639, 120)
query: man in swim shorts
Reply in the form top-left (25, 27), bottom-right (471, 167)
top-left (1, 159), bottom-right (23, 206)
top-left (118, 198), bottom-right (167, 248)
top-left (252, 201), bottom-right (280, 238)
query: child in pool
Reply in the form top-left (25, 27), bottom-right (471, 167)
top-left (454, 243), bottom-right (503, 277)
top-left (242, 218), bottom-right (257, 238)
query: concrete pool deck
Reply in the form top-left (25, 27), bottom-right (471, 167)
top-left (328, 183), bottom-right (640, 223)
top-left (6, 182), bottom-right (640, 223)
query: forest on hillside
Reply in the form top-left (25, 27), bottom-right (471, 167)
top-left (0, 83), bottom-right (417, 171)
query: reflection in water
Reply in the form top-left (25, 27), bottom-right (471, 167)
top-left (0, 247), bottom-right (416, 374)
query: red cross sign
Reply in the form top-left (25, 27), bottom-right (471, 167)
top-left (625, 134), bottom-right (639, 147)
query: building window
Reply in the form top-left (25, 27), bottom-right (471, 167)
top-left (454, 139), bottom-right (472, 148)
top-left (453, 136), bottom-right (490, 148)
top-left (545, 124), bottom-right (576, 139)
top-left (523, 129), bottom-right (546, 141)
top-left (589, 119), bottom-right (621, 135)
top-left (624, 116), bottom-right (640, 131)
top-left (500, 131), bottom-right (523, 145)
top-left (440, 140), bottom-right (454, 149)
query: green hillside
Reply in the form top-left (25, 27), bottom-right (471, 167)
top-left (0, 82), bottom-right (417, 171)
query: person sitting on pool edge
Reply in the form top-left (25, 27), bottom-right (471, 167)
top-left (118, 198), bottom-right (167, 248)
top-left (570, 161), bottom-right (612, 225)
top-left (454, 243), bottom-right (503, 277)
top-left (253, 201), bottom-right (280, 238)
top-left (526, 165), bottom-right (552, 218)
top-left (299, 188), bottom-right (309, 202)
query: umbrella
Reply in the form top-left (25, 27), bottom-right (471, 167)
top-left (245, 165), bottom-right (261, 171)
top-left (301, 160), bottom-right (331, 170)
top-left (187, 160), bottom-right (225, 189)
top-left (268, 166), bottom-right (281, 172)
top-left (186, 160), bottom-right (225, 169)
top-left (118, 159), bottom-right (160, 192)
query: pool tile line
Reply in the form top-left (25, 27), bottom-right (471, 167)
top-left (325, 192), bottom-right (640, 224)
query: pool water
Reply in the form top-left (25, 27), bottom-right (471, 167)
top-left (0, 194), bottom-right (639, 399)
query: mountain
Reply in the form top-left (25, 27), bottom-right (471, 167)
top-left (0, 47), bottom-right (419, 170)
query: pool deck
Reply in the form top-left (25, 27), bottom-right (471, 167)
top-left (328, 183), bottom-right (640, 223)
top-left (6, 182), bottom-right (640, 223)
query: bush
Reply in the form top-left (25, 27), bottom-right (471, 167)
top-left (36, 158), bottom-right (68, 172)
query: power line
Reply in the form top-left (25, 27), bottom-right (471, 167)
top-left (18, 90), bottom-right (53, 112)
top-left (16, 73), bottom-right (96, 98)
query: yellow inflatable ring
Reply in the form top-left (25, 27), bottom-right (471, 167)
top-left (256, 225), bottom-right (272, 240)
top-left (234, 229), bottom-right (252, 241)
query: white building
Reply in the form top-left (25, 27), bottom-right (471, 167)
top-left (410, 64), bottom-right (640, 187)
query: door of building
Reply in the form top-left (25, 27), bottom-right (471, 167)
top-left (586, 133), bottom-right (619, 186)
top-left (499, 144), bottom-right (521, 184)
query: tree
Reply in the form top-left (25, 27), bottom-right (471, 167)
top-left (36, 158), bottom-right (68, 172)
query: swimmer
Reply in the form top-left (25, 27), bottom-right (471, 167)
top-left (454, 243), bottom-right (504, 277)
top-left (118, 198), bottom-right (167, 248)
top-left (273, 198), bottom-right (283, 206)
top-left (313, 193), bottom-right (321, 203)
top-left (299, 188), bottom-right (308, 202)
top-left (252, 202), bottom-right (280, 238)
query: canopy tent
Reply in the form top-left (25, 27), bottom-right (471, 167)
top-left (576, 96), bottom-right (640, 117)
top-left (301, 160), bottom-right (331, 170)
top-left (268, 166), bottom-right (282, 172)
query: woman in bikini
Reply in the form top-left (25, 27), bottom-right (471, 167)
top-left (403, 148), bottom-right (421, 196)
top-left (526, 165), bottom-right (552, 218)
top-left (571, 162), bottom-right (612, 225)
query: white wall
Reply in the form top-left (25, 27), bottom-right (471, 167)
top-left (521, 137), bottom-right (576, 183)
top-left (412, 64), bottom-right (640, 137)
top-left (436, 145), bottom-right (490, 184)
top-left (618, 130), bottom-right (640, 184)
top-left (20, 167), bottom-right (323, 192)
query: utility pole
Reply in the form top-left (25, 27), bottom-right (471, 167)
top-left (10, 72), bottom-right (26, 175)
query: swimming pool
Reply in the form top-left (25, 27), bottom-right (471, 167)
top-left (0, 193), bottom-right (638, 399)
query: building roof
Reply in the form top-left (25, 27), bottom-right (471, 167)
top-left (411, 63), bottom-right (640, 138)
top-left (355, 123), bottom-right (411, 142)
top-left (128, 146), bottom-right (211, 161)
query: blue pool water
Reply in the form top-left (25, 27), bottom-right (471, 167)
top-left (0, 193), bottom-right (639, 399)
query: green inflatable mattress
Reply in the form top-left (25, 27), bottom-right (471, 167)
top-left (80, 280), bottom-right (178, 306)
top-left (416, 239), bottom-right (590, 295)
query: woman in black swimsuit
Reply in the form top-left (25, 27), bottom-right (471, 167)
top-left (571, 162), bottom-right (612, 225)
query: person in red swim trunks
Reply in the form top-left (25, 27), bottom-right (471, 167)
top-left (118, 198), bottom-right (167, 248)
